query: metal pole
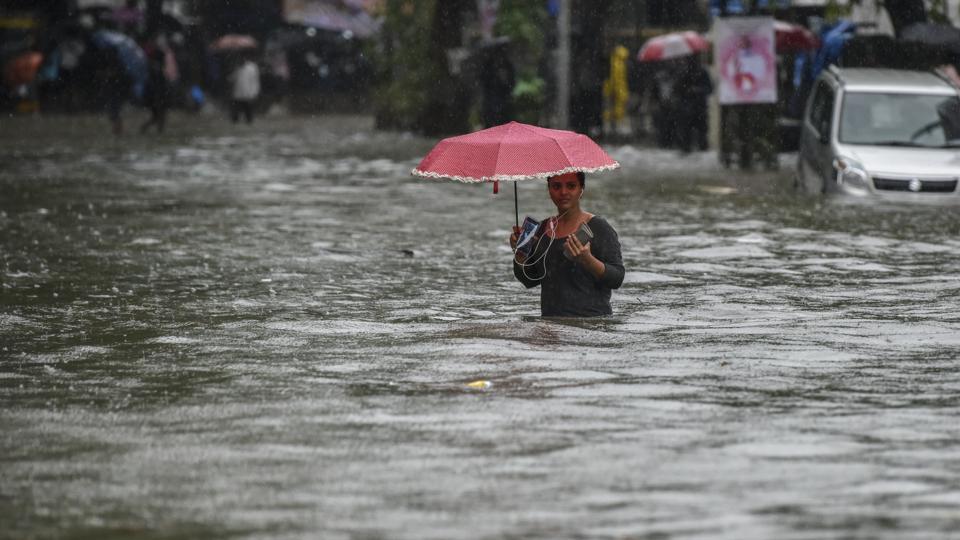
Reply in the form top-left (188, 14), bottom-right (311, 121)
top-left (514, 182), bottom-right (519, 228)
top-left (556, 0), bottom-right (571, 129)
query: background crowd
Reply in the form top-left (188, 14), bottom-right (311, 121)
top-left (2, 0), bottom-right (958, 166)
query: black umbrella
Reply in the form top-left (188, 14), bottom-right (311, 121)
top-left (900, 22), bottom-right (960, 55)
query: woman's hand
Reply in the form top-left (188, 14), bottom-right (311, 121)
top-left (510, 226), bottom-right (526, 263)
top-left (564, 234), bottom-right (591, 261)
top-left (565, 236), bottom-right (605, 279)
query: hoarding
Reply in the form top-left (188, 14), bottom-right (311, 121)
top-left (714, 16), bottom-right (777, 105)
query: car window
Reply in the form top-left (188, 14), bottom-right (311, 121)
top-left (839, 92), bottom-right (960, 147)
top-left (808, 80), bottom-right (835, 138)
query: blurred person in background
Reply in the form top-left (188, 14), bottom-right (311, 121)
top-left (140, 49), bottom-right (170, 133)
top-left (603, 45), bottom-right (630, 136)
top-left (98, 49), bottom-right (131, 135)
top-left (675, 54), bottom-right (713, 153)
top-left (480, 41), bottom-right (515, 128)
top-left (651, 62), bottom-right (678, 148)
top-left (230, 53), bottom-right (260, 124)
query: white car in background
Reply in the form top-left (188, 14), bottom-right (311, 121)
top-left (796, 66), bottom-right (960, 201)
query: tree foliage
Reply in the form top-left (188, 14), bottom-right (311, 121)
top-left (494, 0), bottom-right (548, 78)
top-left (373, 0), bottom-right (439, 131)
top-left (494, 0), bottom-right (549, 123)
top-left (926, 0), bottom-right (951, 24)
top-left (373, 0), bottom-right (474, 134)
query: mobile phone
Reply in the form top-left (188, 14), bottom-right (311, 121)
top-left (564, 222), bottom-right (594, 259)
top-left (573, 222), bottom-right (593, 245)
top-left (516, 216), bottom-right (540, 257)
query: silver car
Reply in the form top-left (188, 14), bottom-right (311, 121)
top-left (796, 67), bottom-right (960, 201)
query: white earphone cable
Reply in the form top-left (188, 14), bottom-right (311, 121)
top-left (512, 208), bottom-right (573, 281)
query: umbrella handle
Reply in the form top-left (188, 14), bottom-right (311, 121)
top-left (514, 182), bottom-right (519, 228)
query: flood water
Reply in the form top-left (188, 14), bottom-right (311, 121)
top-left (2, 114), bottom-right (959, 539)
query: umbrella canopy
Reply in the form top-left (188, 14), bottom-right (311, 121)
top-left (284, 0), bottom-right (382, 39)
top-left (639, 22), bottom-right (819, 63)
top-left (210, 34), bottom-right (259, 52)
top-left (413, 121), bottom-right (619, 226)
top-left (774, 20), bottom-right (820, 53)
top-left (637, 31), bottom-right (709, 63)
top-left (3, 51), bottom-right (43, 87)
top-left (91, 30), bottom-right (147, 98)
top-left (900, 22), bottom-right (960, 55)
top-left (413, 121), bottom-right (618, 183)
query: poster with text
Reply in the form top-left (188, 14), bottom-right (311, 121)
top-left (714, 17), bottom-right (777, 105)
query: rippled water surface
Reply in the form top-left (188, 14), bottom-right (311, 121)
top-left (2, 114), bottom-right (960, 539)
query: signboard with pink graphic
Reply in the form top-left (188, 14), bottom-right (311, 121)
top-left (714, 17), bottom-right (777, 105)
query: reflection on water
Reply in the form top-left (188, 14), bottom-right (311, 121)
top-left (2, 114), bottom-right (959, 539)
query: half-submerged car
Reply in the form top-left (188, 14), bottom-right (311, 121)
top-left (797, 66), bottom-right (960, 201)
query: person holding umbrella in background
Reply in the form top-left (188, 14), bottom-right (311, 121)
top-left (91, 30), bottom-right (148, 136)
top-left (509, 172), bottom-right (624, 317)
top-left (637, 31), bottom-right (711, 149)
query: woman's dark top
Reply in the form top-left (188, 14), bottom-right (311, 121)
top-left (513, 216), bottom-right (625, 317)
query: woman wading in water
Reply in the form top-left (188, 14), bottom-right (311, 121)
top-left (509, 172), bottom-right (624, 317)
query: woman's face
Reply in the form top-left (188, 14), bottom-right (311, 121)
top-left (548, 174), bottom-right (583, 213)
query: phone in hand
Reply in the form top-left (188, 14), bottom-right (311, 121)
top-left (516, 216), bottom-right (540, 257)
top-left (563, 221), bottom-right (594, 260)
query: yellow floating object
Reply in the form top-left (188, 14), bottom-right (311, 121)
top-left (466, 380), bottom-right (491, 389)
top-left (700, 185), bottom-right (738, 195)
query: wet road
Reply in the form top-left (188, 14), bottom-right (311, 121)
top-left (2, 114), bottom-right (960, 539)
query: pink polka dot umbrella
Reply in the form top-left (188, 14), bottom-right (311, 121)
top-left (412, 121), bottom-right (619, 226)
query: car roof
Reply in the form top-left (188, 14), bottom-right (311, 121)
top-left (829, 68), bottom-right (957, 95)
